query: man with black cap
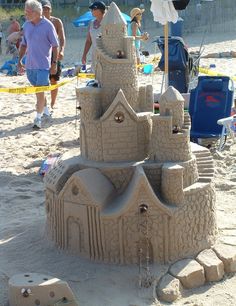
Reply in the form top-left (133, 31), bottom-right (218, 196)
top-left (81, 1), bottom-right (106, 71)
top-left (41, 0), bottom-right (66, 113)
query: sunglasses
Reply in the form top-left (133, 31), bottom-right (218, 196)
top-left (136, 13), bottom-right (142, 16)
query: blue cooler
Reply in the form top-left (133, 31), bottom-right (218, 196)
top-left (171, 17), bottom-right (184, 37)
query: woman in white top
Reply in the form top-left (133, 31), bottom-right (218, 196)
top-left (81, 1), bottom-right (106, 71)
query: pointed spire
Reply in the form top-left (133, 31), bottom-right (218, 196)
top-left (101, 2), bottom-right (127, 26)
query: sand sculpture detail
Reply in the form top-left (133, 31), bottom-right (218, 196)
top-left (8, 273), bottom-right (79, 306)
top-left (44, 2), bottom-right (217, 265)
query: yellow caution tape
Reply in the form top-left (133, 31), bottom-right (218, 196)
top-left (0, 72), bottom-right (96, 94)
top-left (199, 67), bottom-right (236, 81)
top-left (0, 77), bottom-right (76, 94)
top-left (77, 73), bottom-right (95, 79)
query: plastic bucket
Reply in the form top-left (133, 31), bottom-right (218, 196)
top-left (143, 64), bottom-right (153, 74)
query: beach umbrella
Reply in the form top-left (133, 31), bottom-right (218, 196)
top-left (150, 0), bottom-right (178, 90)
top-left (73, 10), bottom-right (131, 27)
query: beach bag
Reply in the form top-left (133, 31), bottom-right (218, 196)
top-left (172, 0), bottom-right (190, 10)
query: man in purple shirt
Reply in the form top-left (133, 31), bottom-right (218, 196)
top-left (18, 0), bottom-right (59, 129)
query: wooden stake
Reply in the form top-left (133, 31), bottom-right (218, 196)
top-left (164, 23), bottom-right (169, 90)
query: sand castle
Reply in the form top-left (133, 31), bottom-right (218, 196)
top-left (44, 2), bottom-right (217, 265)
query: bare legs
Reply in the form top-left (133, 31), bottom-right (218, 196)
top-left (36, 92), bottom-right (45, 114)
top-left (50, 78), bottom-right (58, 109)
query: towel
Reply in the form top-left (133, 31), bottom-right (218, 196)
top-left (150, 0), bottom-right (178, 25)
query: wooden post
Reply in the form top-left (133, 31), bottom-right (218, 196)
top-left (164, 23), bottom-right (169, 90)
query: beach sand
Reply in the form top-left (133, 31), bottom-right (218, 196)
top-left (0, 31), bottom-right (236, 306)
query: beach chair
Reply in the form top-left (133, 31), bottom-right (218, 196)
top-left (189, 76), bottom-right (234, 145)
top-left (217, 115), bottom-right (236, 151)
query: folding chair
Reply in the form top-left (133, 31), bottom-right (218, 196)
top-left (217, 115), bottom-right (236, 151)
top-left (189, 76), bottom-right (234, 145)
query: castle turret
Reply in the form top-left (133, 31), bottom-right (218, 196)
top-left (100, 2), bottom-right (127, 57)
top-left (159, 86), bottom-right (185, 128)
top-left (95, 2), bottom-right (139, 112)
top-left (149, 87), bottom-right (192, 162)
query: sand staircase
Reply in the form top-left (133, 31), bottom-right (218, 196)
top-left (194, 147), bottom-right (215, 182)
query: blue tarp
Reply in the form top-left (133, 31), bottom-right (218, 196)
top-left (73, 11), bottom-right (131, 27)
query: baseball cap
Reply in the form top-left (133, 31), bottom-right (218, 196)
top-left (89, 1), bottom-right (106, 11)
top-left (41, 0), bottom-right (52, 8)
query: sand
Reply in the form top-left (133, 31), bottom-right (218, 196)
top-left (0, 30), bottom-right (236, 306)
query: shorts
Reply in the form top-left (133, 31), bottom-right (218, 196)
top-left (50, 60), bottom-right (62, 81)
top-left (27, 69), bottom-right (50, 86)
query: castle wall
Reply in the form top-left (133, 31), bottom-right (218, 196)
top-left (100, 63), bottom-right (139, 112)
top-left (100, 167), bottom-right (134, 195)
top-left (102, 219), bottom-right (121, 263)
top-left (101, 24), bottom-right (127, 57)
top-left (101, 107), bottom-right (151, 162)
top-left (161, 164), bottom-right (184, 206)
top-left (182, 157), bottom-right (199, 187)
top-left (101, 185), bottom-right (168, 264)
top-left (76, 87), bottom-right (102, 121)
top-left (123, 36), bottom-right (135, 61)
top-left (83, 122), bottom-right (102, 161)
top-left (143, 165), bottom-right (162, 194)
top-left (101, 104), bottom-right (138, 161)
top-left (150, 116), bottom-right (192, 162)
top-left (143, 157), bottom-right (199, 195)
top-left (138, 85), bottom-right (154, 112)
top-left (159, 100), bottom-right (184, 128)
top-left (137, 112), bottom-right (152, 159)
top-left (168, 182), bottom-right (217, 262)
top-left (45, 158), bottom-right (215, 264)
top-left (96, 37), bottom-right (139, 112)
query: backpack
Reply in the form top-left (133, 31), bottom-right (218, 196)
top-left (172, 0), bottom-right (190, 10)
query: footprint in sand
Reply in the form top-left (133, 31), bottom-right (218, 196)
top-left (15, 188), bottom-right (32, 193)
top-left (9, 180), bottom-right (33, 187)
top-left (0, 272), bottom-right (9, 305)
top-left (13, 194), bottom-right (32, 200)
top-left (0, 176), bottom-right (14, 187)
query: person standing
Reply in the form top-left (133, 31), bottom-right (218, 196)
top-left (41, 0), bottom-right (66, 112)
top-left (17, 0), bottom-right (59, 129)
top-left (127, 8), bottom-right (149, 65)
top-left (7, 16), bottom-right (21, 49)
top-left (6, 29), bottom-right (23, 59)
top-left (7, 16), bottom-right (21, 35)
top-left (81, 1), bottom-right (106, 71)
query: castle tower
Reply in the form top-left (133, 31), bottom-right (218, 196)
top-left (100, 2), bottom-right (128, 57)
top-left (95, 2), bottom-right (139, 112)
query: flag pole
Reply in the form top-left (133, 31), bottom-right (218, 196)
top-left (164, 22), bottom-right (169, 90)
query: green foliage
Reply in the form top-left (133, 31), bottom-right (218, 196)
top-left (0, 7), bottom-right (23, 22)
top-left (53, 5), bottom-right (85, 20)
